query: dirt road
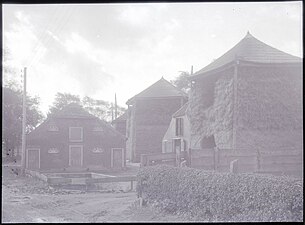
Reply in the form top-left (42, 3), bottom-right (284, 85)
top-left (2, 166), bottom-right (139, 223)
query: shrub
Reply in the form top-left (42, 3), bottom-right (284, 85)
top-left (136, 165), bottom-right (303, 222)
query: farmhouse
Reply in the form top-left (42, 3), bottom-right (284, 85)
top-left (162, 102), bottom-right (191, 154)
top-left (26, 103), bottom-right (126, 172)
top-left (187, 31), bottom-right (302, 175)
top-left (126, 77), bottom-right (188, 162)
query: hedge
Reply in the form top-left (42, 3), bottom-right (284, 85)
top-left (136, 165), bottom-right (303, 222)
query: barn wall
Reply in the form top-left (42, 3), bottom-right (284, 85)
top-left (189, 64), bottom-right (302, 152)
top-left (235, 65), bottom-right (303, 151)
top-left (27, 117), bottom-right (125, 171)
top-left (188, 68), bottom-right (234, 149)
top-left (126, 105), bottom-right (135, 161)
top-left (113, 121), bottom-right (126, 136)
top-left (130, 97), bottom-right (186, 162)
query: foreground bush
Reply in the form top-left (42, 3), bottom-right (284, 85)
top-left (136, 165), bottom-right (303, 222)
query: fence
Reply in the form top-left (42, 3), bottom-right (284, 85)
top-left (140, 152), bottom-right (177, 167)
top-left (139, 148), bottom-right (303, 177)
top-left (189, 147), bottom-right (303, 177)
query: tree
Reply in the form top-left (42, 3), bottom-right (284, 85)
top-left (2, 84), bottom-right (44, 158)
top-left (2, 47), bottom-right (19, 90)
top-left (170, 71), bottom-right (191, 93)
top-left (82, 96), bottom-right (111, 120)
top-left (48, 92), bottom-right (81, 116)
top-left (48, 92), bottom-right (126, 121)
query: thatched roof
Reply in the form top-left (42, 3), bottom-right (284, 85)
top-left (126, 77), bottom-right (187, 105)
top-left (192, 31), bottom-right (302, 77)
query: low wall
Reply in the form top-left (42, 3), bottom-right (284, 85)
top-left (25, 169), bottom-right (48, 182)
top-left (25, 169), bottom-right (137, 190)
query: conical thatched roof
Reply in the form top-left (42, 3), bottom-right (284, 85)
top-left (126, 77), bottom-right (187, 104)
top-left (193, 31), bottom-right (302, 77)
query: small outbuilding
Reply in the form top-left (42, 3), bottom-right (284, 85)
top-left (162, 102), bottom-right (191, 154)
top-left (26, 103), bottom-right (126, 172)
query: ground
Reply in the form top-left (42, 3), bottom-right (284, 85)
top-left (1, 164), bottom-right (185, 223)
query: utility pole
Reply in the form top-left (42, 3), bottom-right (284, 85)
top-left (111, 102), bottom-right (114, 122)
top-left (21, 67), bottom-right (27, 175)
top-left (191, 65), bottom-right (193, 75)
top-left (115, 93), bottom-right (117, 119)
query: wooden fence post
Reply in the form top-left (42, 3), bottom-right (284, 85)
top-left (256, 149), bottom-right (261, 173)
top-left (175, 148), bottom-right (181, 167)
top-left (214, 147), bottom-right (219, 171)
top-left (140, 155), bottom-right (146, 167)
top-left (230, 159), bottom-right (239, 173)
top-left (188, 148), bottom-right (192, 167)
top-left (130, 180), bottom-right (133, 191)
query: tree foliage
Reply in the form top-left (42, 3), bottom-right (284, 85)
top-left (48, 92), bottom-right (81, 116)
top-left (2, 83), bottom-right (45, 158)
top-left (170, 71), bottom-right (191, 93)
top-left (47, 92), bottom-right (126, 121)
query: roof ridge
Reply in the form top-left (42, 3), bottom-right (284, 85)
top-left (192, 32), bottom-right (302, 77)
top-left (126, 77), bottom-right (187, 104)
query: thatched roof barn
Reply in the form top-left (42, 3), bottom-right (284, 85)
top-left (126, 77), bottom-right (188, 162)
top-left (188, 31), bottom-right (302, 152)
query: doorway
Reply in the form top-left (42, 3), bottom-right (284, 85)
top-left (69, 145), bottom-right (83, 167)
top-left (26, 148), bottom-right (40, 170)
top-left (111, 148), bottom-right (124, 168)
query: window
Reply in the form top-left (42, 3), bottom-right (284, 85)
top-left (48, 148), bottom-right (59, 154)
top-left (175, 118), bottom-right (184, 136)
top-left (48, 124), bottom-right (59, 131)
top-left (69, 127), bottom-right (83, 142)
top-left (92, 147), bottom-right (104, 153)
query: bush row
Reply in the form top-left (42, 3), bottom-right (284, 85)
top-left (136, 165), bottom-right (303, 222)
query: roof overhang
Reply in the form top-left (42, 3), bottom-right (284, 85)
top-left (189, 60), bottom-right (303, 81)
top-left (127, 95), bottom-right (188, 105)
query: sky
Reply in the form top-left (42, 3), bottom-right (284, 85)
top-left (2, 2), bottom-right (303, 116)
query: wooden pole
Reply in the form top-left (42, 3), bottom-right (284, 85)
top-left (115, 93), bottom-right (118, 119)
top-left (21, 67), bottom-right (27, 175)
top-left (111, 102), bottom-right (114, 122)
top-left (232, 61), bottom-right (239, 151)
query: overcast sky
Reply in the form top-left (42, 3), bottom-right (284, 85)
top-left (3, 2), bottom-right (303, 116)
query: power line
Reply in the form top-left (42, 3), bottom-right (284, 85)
top-left (29, 5), bottom-right (76, 68)
top-left (27, 5), bottom-right (61, 67)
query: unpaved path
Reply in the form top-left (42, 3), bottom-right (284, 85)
top-left (2, 166), bottom-right (138, 223)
